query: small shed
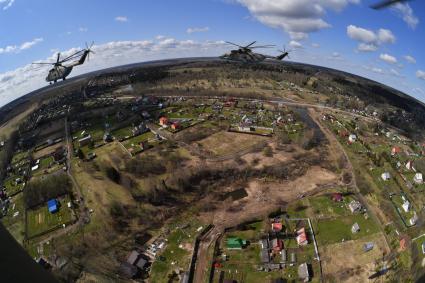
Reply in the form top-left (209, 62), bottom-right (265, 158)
top-left (381, 172), bottom-right (391, 181)
top-left (47, 199), bottom-right (58, 214)
top-left (414, 173), bottom-right (423, 184)
top-left (351, 222), bottom-right (360, 234)
top-left (363, 242), bottom-right (374, 252)
top-left (298, 263), bottom-right (310, 282)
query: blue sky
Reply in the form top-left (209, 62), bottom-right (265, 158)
top-left (0, 0), bottom-right (424, 106)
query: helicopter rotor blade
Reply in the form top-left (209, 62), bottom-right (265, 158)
top-left (225, 41), bottom-right (244, 48)
top-left (244, 41), bottom-right (257, 48)
top-left (251, 45), bottom-right (275, 49)
top-left (56, 53), bottom-right (61, 64)
top-left (32, 62), bottom-right (54, 65)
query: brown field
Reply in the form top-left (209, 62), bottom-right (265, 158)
top-left (197, 131), bottom-right (268, 157)
top-left (201, 165), bottom-right (338, 230)
top-left (33, 142), bottom-right (65, 159)
top-left (321, 233), bottom-right (390, 282)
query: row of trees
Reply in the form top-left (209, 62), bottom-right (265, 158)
top-left (23, 173), bottom-right (71, 209)
top-left (0, 131), bottom-right (18, 182)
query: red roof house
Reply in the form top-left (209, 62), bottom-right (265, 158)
top-left (296, 228), bottom-right (308, 246)
top-left (171, 122), bottom-right (181, 130)
top-left (272, 222), bottom-right (283, 232)
top-left (391, 146), bottom-right (401, 156)
top-left (331, 193), bottom-right (343, 202)
top-left (159, 117), bottom-right (168, 126)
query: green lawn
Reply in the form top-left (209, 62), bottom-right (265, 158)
top-left (308, 195), bottom-right (351, 218)
top-left (150, 221), bottom-right (203, 283)
top-left (26, 195), bottom-right (74, 238)
top-left (11, 151), bottom-right (29, 164)
top-left (0, 193), bottom-right (25, 243)
top-left (315, 213), bottom-right (380, 246)
top-left (112, 126), bottom-right (133, 139)
top-left (390, 194), bottom-right (416, 227)
top-left (3, 176), bottom-right (24, 195)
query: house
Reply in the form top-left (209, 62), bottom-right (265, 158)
top-left (410, 213), bottom-right (418, 226)
top-left (406, 160), bottom-right (414, 171)
top-left (331, 193), bottom-right (343, 202)
top-left (414, 173), bottom-right (423, 184)
top-left (53, 147), bottom-right (65, 162)
top-left (159, 117), bottom-right (168, 126)
top-left (296, 228), bottom-right (308, 246)
top-left (381, 172), bottom-right (391, 181)
top-left (226, 237), bottom-right (246, 250)
top-left (31, 165), bottom-right (39, 171)
top-left (280, 249), bottom-right (287, 263)
top-left (47, 199), bottom-right (59, 214)
top-left (391, 146), bottom-right (401, 156)
top-left (298, 263), bottom-right (310, 282)
top-left (363, 242), bottom-right (374, 252)
top-left (103, 132), bottom-right (113, 142)
top-left (78, 135), bottom-right (92, 147)
top-left (402, 200), bottom-right (410, 213)
top-left (171, 122), bottom-right (181, 130)
top-left (348, 200), bottom-right (362, 213)
top-left (271, 238), bottom-right (283, 252)
top-left (272, 222), bottom-right (283, 232)
top-left (348, 134), bottom-right (357, 143)
top-left (127, 250), bottom-right (140, 265)
top-left (351, 222), bottom-right (360, 234)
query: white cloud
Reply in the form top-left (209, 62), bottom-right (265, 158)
top-left (0, 38), bottom-right (43, 54)
top-left (186, 27), bottom-right (210, 34)
top-left (372, 67), bottom-right (384, 74)
top-left (417, 70), bottom-right (425, 81)
top-left (115, 16), bottom-right (128, 22)
top-left (79, 27), bottom-right (88, 32)
top-left (404, 55), bottom-right (416, 64)
top-left (0, 38), bottom-right (229, 107)
top-left (377, 29), bottom-right (395, 44)
top-left (311, 43), bottom-right (320, 48)
top-left (347, 25), bottom-right (396, 52)
top-left (289, 40), bottom-right (302, 49)
top-left (235, 0), bottom-right (359, 40)
top-left (155, 35), bottom-right (166, 40)
top-left (379, 53), bottom-right (397, 64)
top-left (392, 3), bottom-right (419, 29)
top-left (0, 0), bottom-right (15, 10)
top-left (357, 43), bottom-right (378, 52)
top-left (347, 25), bottom-right (376, 43)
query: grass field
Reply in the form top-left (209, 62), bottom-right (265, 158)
top-left (26, 195), bottom-right (74, 238)
top-left (11, 151), bottom-right (29, 164)
top-left (315, 213), bottom-right (380, 246)
top-left (121, 131), bottom-right (155, 155)
top-left (3, 176), bottom-right (24, 195)
top-left (1, 193), bottom-right (25, 243)
top-left (150, 221), bottom-right (203, 283)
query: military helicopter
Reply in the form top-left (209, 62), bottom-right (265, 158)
top-left (220, 41), bottom-right (290, 63)
top-left (32, 42), bottom-right (94, 84)
top-left (371, 0), bottom-right (412, 9)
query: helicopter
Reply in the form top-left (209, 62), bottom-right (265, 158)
top-left (32, 42), bottom-right (94, 84)
top-left (220, 41), bottom-right (291, 63)
top-left (371, 0), bottom-right (412, 9)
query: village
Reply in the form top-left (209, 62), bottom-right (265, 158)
top-left (1, 61), bottom-right (425, 282)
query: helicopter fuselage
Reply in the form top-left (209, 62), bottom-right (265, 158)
top-left (46, 65), bottom-right (73, 82)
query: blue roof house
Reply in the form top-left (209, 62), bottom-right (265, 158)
top-left (47, 199), bottom-right (59, 213)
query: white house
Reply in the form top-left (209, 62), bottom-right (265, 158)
top-left (351, 222), bottom-right (360, 234)
top-left (348, 134), bottom-right (357, 143)
top-left (402, 200), bottom-right (410, 213)
top-left (406, 161), bottom-right (414, 171)
top-left (410, 213), bottom-right (418, 226)
top-left (414, 173), bottom-right (423, 184)
top-left (381, 172), bottom-right (391, 181)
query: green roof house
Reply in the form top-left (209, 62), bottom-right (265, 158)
top-left (226, 237), bottom-right (246, 250)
